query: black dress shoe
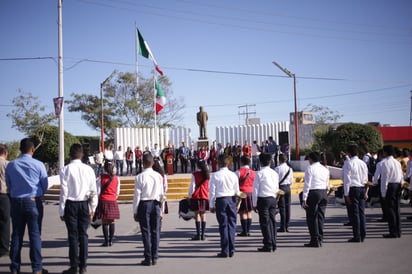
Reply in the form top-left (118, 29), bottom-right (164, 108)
top-left (229, 252), bottom-right (234, 257)
top-left (141, 259), bottom-right (152, 266)
top-left (79, 268), bottom-right (87, 274)
top-left (191, 235), bottom-right (201, 240)
top-left (257, 247), bottom-right (272, 252)
top-left (237, 232), bottom-right (248, 237)
top-left (382, 234), bottom-right (397, 238)
top-left (343, 222), bottom-right (352, 226)
top-left (304, 242), bottom-right (320, 248)
top-left (348, 238), bottom-right (361, 242)
top-left (277, 228), bottom-right (286, 233)
top-left (216, 252), bottom-right (228, 258)
top-left (62, 267), bottom-right (78, 274)
top-left (152, 259), bottom-right (157, 265)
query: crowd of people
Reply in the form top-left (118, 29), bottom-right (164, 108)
top-left (0, 137), bottom-right (411, 273)
top-left (93, 136), bottom-right (285, 176)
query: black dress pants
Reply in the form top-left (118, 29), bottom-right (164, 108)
top-left (0, 194), bottom-right (10, 255)
top-left (385, 183), bottom-right (401, 237)
top-left (305, 189), bottom-right (327, 245)
top-left (257, 196), bottom-right (277, 250)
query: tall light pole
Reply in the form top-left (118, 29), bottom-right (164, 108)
top-left (57, 0), bottom-right (64, 169)
top-left (272, 61), bottom-right (299, 160)
top-left (100, 70), bottom-right (117, 153)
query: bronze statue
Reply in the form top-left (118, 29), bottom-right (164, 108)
top-left (196, 106), bottom-right (208, 139)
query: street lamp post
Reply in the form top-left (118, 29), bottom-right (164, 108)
top-left (100, 70), bottom-right (117, 153)
top-left (272, 61), bottom-right (299, 160)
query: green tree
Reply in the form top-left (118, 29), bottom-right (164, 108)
top-left (65, 72), bottom-right (184, 140)
top-left (323, 123), bottom-right (383, 164)
top-left (7, 89), bottom-right (56, 140)
top-left (33, 125), bottom-right (79, 174)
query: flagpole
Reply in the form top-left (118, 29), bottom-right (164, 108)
top-left (135, 22), bottom-right (139, 86)
top-left (153, 72), bottom-right (157, 145)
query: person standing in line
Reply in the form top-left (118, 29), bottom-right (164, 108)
top-left (275, 154), bottom-right (293, 233)
top-left (232, 141), bottom-right (241, 171)
top-left (209, 154), bottom-right (239, 258)
top-left (252, 153), bottom-right (279, 252)
top-left (302, 151), bottom-right (330, 248)
top-left (179, 141), bottom-right (190, 173)
top-left (97, 161), bottom-right (120, 247)
top-left (379, 145), bottom-right (403, 238)
top-left (236, 156), bottom-right (255, 237)
top-left (342, 144), bottom-right (368, 242)
top-left (209, 144), bottom-right (217, 172)
top-left (125, 147), bottom-right (134, 176)
top-left (133, 152), bottom-right (164, 266)
top-left (267, 136), bottom-right (278, 167)
top-left (151, 143), bottom-right (161, 161)
top-left (114, 146), bottom-right (124, 176)
top-left (104, 145), bottom-right (114, 162)
top-left (59, 144), bottom-right (98, 274)
top-left (251, 140), bottom-right (261, 171)
top-left (6, 138), bottom-right (49, 274)
top-left (188, 160), bottom-right (210, 240)
top-left (134, 146), bottom-right (143, 175)
top-left (94, 150), bottom-right (104, 177)
top-left (0, 144), bottom-right (10, 258)
top-left (371, 149), bottom-right (387, 222)
top-left (189, 144), bottom-right (197, 172)
top-left (152, 160), bottom-right (168, 222)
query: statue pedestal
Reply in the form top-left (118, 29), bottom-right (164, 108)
top-left (197, 139), bottom-right (209, 149)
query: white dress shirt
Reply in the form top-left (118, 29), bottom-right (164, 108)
top-left (209, 167), bottom-right (239, 208)
top-left (342, 156), bottom-right (368, 196)
top-left (379, 156), bottom-right (403, 197)
top-left (252, 166), bottom-right (279, 207)
top-left (275, 162), bottom-right (293, 186)
top-left (302, 162), bottom-right (330, 202)
top-left (59, 159), bottom-right (97, 217)
top-left (133, 167), bottom-right (164, 214)
top-left (114, 150), bottom-right (123, 161)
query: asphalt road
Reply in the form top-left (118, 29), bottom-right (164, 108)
top-left (1, 196), bottom-right (411, 274)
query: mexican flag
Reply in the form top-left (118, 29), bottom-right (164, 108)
top-left (137, 28), bottom-right (164, 76)
top-left (155, 79), bottom-right (166, 114)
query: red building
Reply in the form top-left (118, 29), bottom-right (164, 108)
top-left (377, 126), bottom-right (412, 149)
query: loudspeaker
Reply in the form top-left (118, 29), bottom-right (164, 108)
top-left (278, 131), bottom-right (289, 145)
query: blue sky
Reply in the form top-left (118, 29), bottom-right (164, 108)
top-left (1, 0), bottom-right (411, 144)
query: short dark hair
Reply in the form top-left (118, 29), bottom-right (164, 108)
top-left (217, 154), bottom-right (229, 167)
top-left (19, 138), bottom-right (35, 154)
top-left (347, 144), bottom-right (358, 157)
top-left (259, 153), bottom-right (272, 167)
top-left (69, 144), bottom-right (83, 159)
top-left (240, 155), bottom-right (251, 166)
top-left (383, 145), bottom-right (394, 156)
top-left (143, 152), bottom-right (154, 168)
top-left (278, 153), bottom-right (286, 163)
top-left (0, 144), bottom-right (8, 156)
top-left (308, 151), bottom-right (321, 163)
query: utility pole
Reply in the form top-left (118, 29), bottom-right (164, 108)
top-left (238, 104), bottom-right (256, 125)
top-left (410, 90), bottom-right (412, 126)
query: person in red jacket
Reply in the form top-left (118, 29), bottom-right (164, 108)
top-left (236, 156), bottom-right (255, 236)
top-left (97, 161), bottom-right (120, 246)
top-left (188, 160), bottom-right (210, 240)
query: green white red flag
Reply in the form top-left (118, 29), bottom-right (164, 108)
top-left (155, 79), bottom-right (166, 114)
top-left (137, 28), bottom-right (164, 76)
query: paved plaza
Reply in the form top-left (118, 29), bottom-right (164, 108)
top-left (1, 196), bottom-right (411, 274)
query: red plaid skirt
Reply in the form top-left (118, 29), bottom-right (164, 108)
top-left (238, 192), bottom-right (253, 212)
top-left (190, 198), bottom-right (209, 213)
top-left (97, 200), bottom-right (120, 220)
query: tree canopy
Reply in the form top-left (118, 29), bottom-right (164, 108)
top-left (65, 72), bottom-right (185, 141)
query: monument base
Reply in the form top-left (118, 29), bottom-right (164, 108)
top-left (197, 139), bottom-right (209, 149)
